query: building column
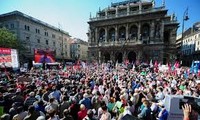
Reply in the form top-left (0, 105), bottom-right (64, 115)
top-left (139, 1), bottom-right (142, 14)
top-left (126, 24), bottom-right (129, 40)
top-left (105, 27), bottom-right (108, 42)
top-left (127, 3), bottom-right (130, 15)
top-left (150, 21), bottom-right (155, 42)
top-left (137, 22), bottom-right (141, 41)
top-left (110, 51), bottom-right (115, 63)
top-left (105, 10), bottom-right (108, 19)
top-left (123, 51), bottom-right (127, 63)
top-left (136, 50), bottom-right (142, 61)
top-left (98, 50), bottom-right (101, 63)
top-left (115, 26), bottom-right (118, 41)
top-left (95, 28), bottom-right (98, 44)
top-left (116, 6), bottom-right (118, 17)
top-left (160, 21), bottom-right (164, 42)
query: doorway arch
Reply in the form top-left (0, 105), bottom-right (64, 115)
top-left (115, 52), bottom-right (123, 63)
top-left (128, 51), bottom-right (136, 63)
top-left (104, 52), bottom-right (110, 63)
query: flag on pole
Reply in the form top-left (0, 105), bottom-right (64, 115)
top-left (150, 59), bottom-right (153, 68)
top-left (190, 60), bottom-right (194, 73)
top-left (63, 64), bottom-right (66, 71)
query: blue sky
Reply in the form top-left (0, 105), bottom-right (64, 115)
top-left (0, 0), bottom-right (200, 41)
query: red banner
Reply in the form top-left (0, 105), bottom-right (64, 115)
top-left (0, 48), bottom-right (11, 63)
top-left (34, 49), bottom-right (55, 63)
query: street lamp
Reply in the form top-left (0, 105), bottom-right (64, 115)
top-left (181, 7), bottom-right (189, 63)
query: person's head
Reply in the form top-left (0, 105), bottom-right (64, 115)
top-left (141, 97), bottom-right (146, 103)
top-left (48, 109), bottom-right (56, 118)
top-left (49, 98), bottom-right (55, 103)
top-left (83, 93), bottom-right (89, 98)
top-left (80, 104), bottom-right (86, 111)
top-left (143, 100), bottom-right (150, 107)
top-left (16, 106), bottom-right (24, 114)
top-left (101, 105), bottom-right (107, 113)
top-left (109, 97), bottom-right (115, 103)
top-left (87, 109), bottom-right (94, 118)
top-left (28, 105), bottom-right (35, 114)
top-left (62, 95), bottom-right (69, 102)
top-left (157, 87), bottom-right (163, 92)
top-left (63, 109), bottom-right (70, 117)
top-left (0, 114), bottom-right (10, 120)
top-left (29, 92), bottom-right (35, 97)
top-left (36, 116), bottom-right (45, 120)
top-left (100, 101), bottom-right (106, 107)
top-left (52, 86), bottom-right (56, 91)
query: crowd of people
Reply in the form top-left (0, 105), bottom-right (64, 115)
top-left (0, 62), bottom-right (199, 120)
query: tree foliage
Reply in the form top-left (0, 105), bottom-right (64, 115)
top-left (0, 28), bottom-right (21, 49)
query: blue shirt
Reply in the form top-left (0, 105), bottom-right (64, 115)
top-left (138, 107), bottom-right (151, 120)
top-left (158, 109), bottom-right (168, 120)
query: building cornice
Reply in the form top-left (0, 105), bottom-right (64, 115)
top-left (0, 11), bottom-right (70, 36)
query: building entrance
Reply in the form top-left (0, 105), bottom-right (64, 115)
top-left (104, 52), bottom-right (110, 63)
top-left (128, 51), bottom-right (136, 63)
top-left (115, 52), bottom-right (123, 63)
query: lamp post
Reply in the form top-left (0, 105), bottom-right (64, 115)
top-left (61, 30), bottom-right (64, 63)
top-left (181, 7), bottom-right (189, 63)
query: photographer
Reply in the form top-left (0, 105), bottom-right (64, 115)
top-left (182, 103), bottom-right (198, 120)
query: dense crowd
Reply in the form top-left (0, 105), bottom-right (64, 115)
top-left (0, 62), bottom-right (199, 120)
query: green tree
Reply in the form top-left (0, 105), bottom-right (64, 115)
top-left (0, 28), bottom-right (21, 49)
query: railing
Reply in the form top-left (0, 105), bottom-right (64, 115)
top-left (164, 20), bottom-right (178, 25)
top-left (90, 7), bottom-right (165, 21)
top-left (89, 38), bottom-right (166, 47)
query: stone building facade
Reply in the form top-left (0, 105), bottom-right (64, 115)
top-left (88, 0), bottom-right (179, 64)
top-left (178, 22), bottom-right (200, 66)
top-left (0, 11), bottom-right (72, 62)
top-left (70, 38), bottom-right (88, 61)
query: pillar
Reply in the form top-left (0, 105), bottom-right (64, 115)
top-left (123, 51), bottom-right (127, 63)
top-left (127, 3), bottom-right (130, 15)
top-left (105, 10), bottom-right (108, 19)
top-left (110, 51), bottom-right (115, 63)
top-left (115, 26), bottom-right (118, 41)
top-left (98, 50), bottom-right (101, 63)
top-left (105, 27), bottom-right (108, 42)
top-left (95, 28), bottom-right (98, 44)
top-left (150, 21), bottom-right (155, 42)
top-left (137, 22), bottom-right (141, 41)
top-left (126, 24), bottom-right (129, 40)
top-left (139, 1), bottom-right (142, 14)
top-left (160, 21), bottom-right (164, 42)
top-left (116, 6), bottom-right (118, 17)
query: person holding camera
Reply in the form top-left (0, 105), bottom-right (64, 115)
top-left (182, 103), bottom-right (198, 120)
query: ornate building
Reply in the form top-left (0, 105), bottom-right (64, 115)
top-left (88, 0), bottom-right (179, 64)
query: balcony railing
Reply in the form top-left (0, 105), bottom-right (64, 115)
top-left (90, 7), bottom-right (165, 21)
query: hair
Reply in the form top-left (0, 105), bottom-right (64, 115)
top-left (28, 105), bottom-right (35, 114)
top-left (143, 100), bottom-right (150, 107)
top-left (101, 105), bottom-right (107, 111)
top-left (63, 109), bottom-right (70, 117)
top-left (62, 95), bottom-right (69, 101)
top-left (17, 106), bottom-right (24, 114)
top-left (48, 109), bottom-right (56, 118)
top-left (87, 109), bottom-right (94, 118)
top-left (0, 114), bottom-right (10, 120)
top-left (80, 104), bottom-right (85, 110)
top-left (49, 98), bottom-right (55, 103)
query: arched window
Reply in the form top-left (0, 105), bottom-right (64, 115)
top-left (99, 28), bottom-right (105, 42)
top-left (129, 25), bottom-right (138, 39)
top-left (108, 28), bottom-right (115, 41)
top-left (141, 24), bottom-right (150, 38)
top-left (118, 26), bottom-right (126, 39)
